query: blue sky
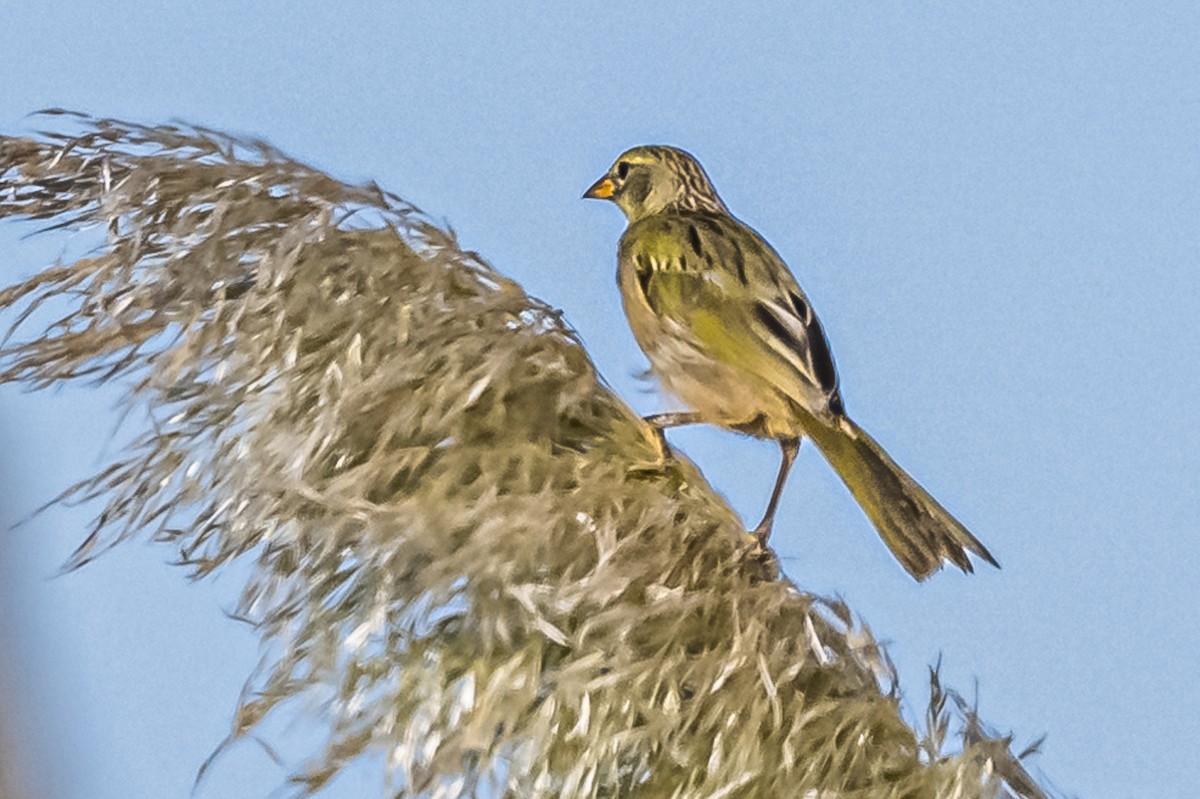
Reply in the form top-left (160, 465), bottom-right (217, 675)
top-left (2, 2), bottom-right (1198, 797)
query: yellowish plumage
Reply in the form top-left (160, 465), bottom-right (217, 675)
top-left (585, 146), bottom-right (998, 580)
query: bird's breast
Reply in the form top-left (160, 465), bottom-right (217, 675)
top-left (616, 259), bottom-right (799, 438)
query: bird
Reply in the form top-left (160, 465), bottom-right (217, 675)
top-left (583, 145), bottom-right (998, 580)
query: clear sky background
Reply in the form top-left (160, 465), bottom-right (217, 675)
top-left (2, 2), bottom-right (1198, 797)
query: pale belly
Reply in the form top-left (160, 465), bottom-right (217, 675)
top-left (639, 321), bottom-right (802, 439)
top-left (616, 258), bottom-right (819, 439)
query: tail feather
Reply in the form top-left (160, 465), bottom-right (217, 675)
top-left (803, 413), bottom-right (998, 581)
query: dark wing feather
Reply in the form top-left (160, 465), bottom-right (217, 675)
top-left (621, 212), bottom-right (843, 415)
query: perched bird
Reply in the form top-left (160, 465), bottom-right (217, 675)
top-left (584, 146), bottom-right (998, 580)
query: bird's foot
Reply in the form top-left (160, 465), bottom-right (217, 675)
top-left (751, 519), bottom-right (774, 549)
top-left (622, 419), bottom-right (674, 480)
top-left (647, 422), bottom-right (674, 463)
top-left (640, 412), bottom-right (699, 464)
top-left (743, 528), bottom-right (780, 580)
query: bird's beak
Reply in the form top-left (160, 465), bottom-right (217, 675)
top-left (582, 176), bottom-right (615, 200)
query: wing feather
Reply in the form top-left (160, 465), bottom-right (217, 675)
top-left (620, 212), bottom-right (843, 415)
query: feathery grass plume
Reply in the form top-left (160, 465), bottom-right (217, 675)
top-left (0, 111), bottom-right (1052, 798)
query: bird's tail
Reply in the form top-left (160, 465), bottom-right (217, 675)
top-left (802, 413), bottom-right (998, 580)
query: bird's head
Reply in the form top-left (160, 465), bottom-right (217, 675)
top-left (583, 146), bottom-right (727, 223)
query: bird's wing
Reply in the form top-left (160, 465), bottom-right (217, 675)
top-left (620, 213), bottom-right (843, 414)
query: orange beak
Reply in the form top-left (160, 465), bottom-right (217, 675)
top-left (582, 176), bottom-right (615, 200)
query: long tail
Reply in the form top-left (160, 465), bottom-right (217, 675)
top-left (803, 413), bottom-right (998, 581)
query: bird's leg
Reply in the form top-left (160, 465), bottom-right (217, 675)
top-left (752, 436), bottom-right (801, 546)
top-left (643, 411), bottom-right (705, 459)
top-left (644, 410), bottom-right (706, 429)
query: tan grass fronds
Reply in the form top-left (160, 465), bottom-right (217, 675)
top-left (0, 111), bottom-right (1051, 798)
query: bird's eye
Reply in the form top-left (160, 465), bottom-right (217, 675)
top-left (616, 161), bottom-right (630, 179)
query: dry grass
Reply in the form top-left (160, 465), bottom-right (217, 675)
top-left (0, 111), bottom-right (1050, 798)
